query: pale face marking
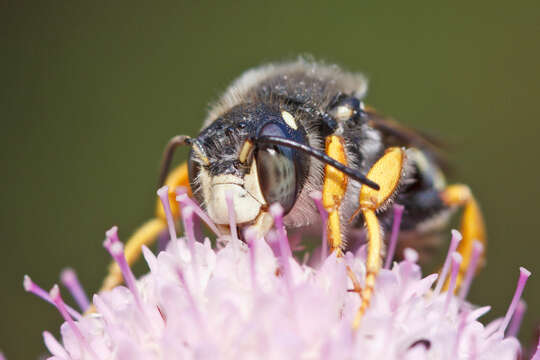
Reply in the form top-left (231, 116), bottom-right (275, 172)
top-left (281, 110), bottom-right (298, 130)
top-left (206, 181), bottom-right (262, 225)
top-left (243, 158), bottom-right (267, 205)
top-left (239, 140), bottom-right (254, 164)
top-left (199, 164), bottom-right (267, 226)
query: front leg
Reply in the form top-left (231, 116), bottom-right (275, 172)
top-left (322, 135), bottom-right (349, 256)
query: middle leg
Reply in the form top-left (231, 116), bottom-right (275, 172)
top-left (352, 147), bottom-right (406, 328)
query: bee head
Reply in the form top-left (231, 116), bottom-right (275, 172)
top-left (188, 103), bottom-right (310, 236)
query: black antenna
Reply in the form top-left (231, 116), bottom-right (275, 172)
top-left (159, 135), bottom-right (192, 186)
top-left (255, 136), bottom-right (380, 190)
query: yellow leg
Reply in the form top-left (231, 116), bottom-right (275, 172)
top-left (353, 147), bottom-right (405, 329)
top-left (440, 184), bottom-right (486, 291)
top-left (99, 162), bottom-right (190, 292)
top-left (322, 135), bottom-right (349, 256)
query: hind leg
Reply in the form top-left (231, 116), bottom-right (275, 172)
top-left (384, 149), bottom-right (486, 291)
top-left (440, 184), bottom-right (486, 289)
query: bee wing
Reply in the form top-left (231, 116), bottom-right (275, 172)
top-left (365, 109), bottom-right (452, 173)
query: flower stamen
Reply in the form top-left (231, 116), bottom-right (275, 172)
top-left (177, 193), bottom-right (221, 236)
top-left (103, 229), bottom-right (144, 314)
top-left (458, 240), bottom-right (484, 302)
top-left (244, 227), bottom-right (259, 293)
top-left (497, 267), bottom-right (531, 338)
top-left (60, 268), bottom-right (90, 312)
top-left (444, 252), bottom-right (462, 314)
top-left (157, 186), bottom-right (178, 242)
top-left (92, 294), bottom-right (116, 323)
top-left (310, 191), bottom-right (329, 262)
top-left (401, 248), bottom-right (419, 292)
top-left (434, 229), bottom-right (462, 296)
top-left (225, 191), bottom-right (238, 241)
top-left (49, 284), bottom-right (98, 359)
top-left (43, 331), bottom-right (69, 359)
top-left (507, 300), bottom-right (526, 338)
top-left (270, 203), bottom-right (292, 291)
top-left (23, 275), bottom-right (81, 319)
top-left (177, 268), bottom-right (206, 333)
top-left (181, 206), bottom-right (197, 257)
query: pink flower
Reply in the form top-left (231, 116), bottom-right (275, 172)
top-left (22, 187), bottom-right (536, 359)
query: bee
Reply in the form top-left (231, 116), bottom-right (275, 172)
top-left (101, 59), bottom-right (486, 323)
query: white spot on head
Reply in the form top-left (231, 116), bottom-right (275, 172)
top-left (335, 105), bottom-right (353, 121)
top-left (281, 111), bottom-right (298, 130)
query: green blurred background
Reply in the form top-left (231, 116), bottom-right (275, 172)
top-left (2, 1), bottom-right (539, 358)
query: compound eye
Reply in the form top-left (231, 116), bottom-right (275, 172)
top-left (256, 123), bottom-right (297, 213)
top-left (187, 149), bottom-right (203, 203)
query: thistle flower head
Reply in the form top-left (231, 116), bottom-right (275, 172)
top-left (21, 188), bottom-right (538, 359)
